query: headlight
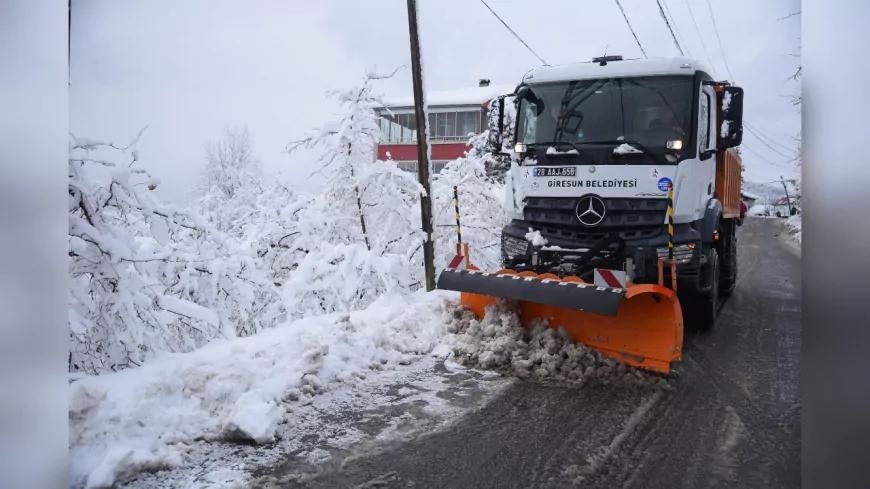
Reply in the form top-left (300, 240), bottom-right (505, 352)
top-left (656, 244), bottom-right (696, 263)
top-left (502, 235), bottom-right (529, 261)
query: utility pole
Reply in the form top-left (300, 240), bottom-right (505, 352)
top-left (780, 175), bottom-right (793, 213)
top-left (406, 0), bottom-right (436, 291)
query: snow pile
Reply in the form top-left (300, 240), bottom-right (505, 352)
top-left (786, 214), bottom-right (802, 243)
top-left (444, 301), bottom-right (673, 390)
top-left (613, 143), bottom-right (643, 155)
top-left (525, 228), bottom-right (548, 246)
top-left (546, 146), bottom-right (579, 155)
top-left (747, 204), bottom-right (769, 217)
top-left (68, 290), bottom-right (458, 489)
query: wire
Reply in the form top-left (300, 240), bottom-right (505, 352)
top-left (682, 0), bottom-right (717, 76)
top-left (744, 120), bottom-right (799, 155)
top-left (744, 124), bottom-right (799, 159)
top-left (704, 0), bottom-right (735, 81)
top-left (741, 141), bottom-right (797, 169)
top-left (478, 0), bottom-right (548, 66)
top-left (662, 0), bottom-right (693, 58)
top-left (656, 0), bottom-right (684, 55)
top-left (613, 0), bottom-right (648, 59)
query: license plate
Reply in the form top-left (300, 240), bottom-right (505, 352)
top-left (533, 166), bottom-right (576, 177)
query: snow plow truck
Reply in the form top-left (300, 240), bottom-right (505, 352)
top-left (437, 55), bottom-right (744, 375)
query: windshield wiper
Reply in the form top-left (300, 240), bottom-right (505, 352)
top-left (528, 140), bottom-right (589, 157)
top-left (570, 139), bottom-right (668, 166)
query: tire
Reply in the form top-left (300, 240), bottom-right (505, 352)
top-left (697, 248), bottom-right (720, 331)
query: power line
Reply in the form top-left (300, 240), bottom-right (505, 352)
top-left (656, 0), bottom-right (684, 55)
top-left (613, 0), bottom-right (648, 58)
top-left (662, 0), bottom-right (693, 58)
top-left (744, 124), bottom-right (798, 159)
top-left (682, 0), bottom-right (716, 75)
top-left (703, 0), bottom-right (735, 81)
top-left (744, 120), bottom-right (799, 155)
top-left (741, 141), bottom-right (797, 169)
top-left (478, 0), bottom-right (548, 66)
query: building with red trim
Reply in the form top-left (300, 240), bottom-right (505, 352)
top-left (374, 79), bottom-right (514, 175)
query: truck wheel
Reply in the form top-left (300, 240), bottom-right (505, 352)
top-left (720, 226), bottom-right (737, 298)
top-left (697, 248), bottom-right (720, 331)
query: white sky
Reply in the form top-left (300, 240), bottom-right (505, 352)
top-left (70, 0), bottom-right (801, 202)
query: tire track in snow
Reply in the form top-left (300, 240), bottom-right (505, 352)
top-left (709, 406), bottom-right (748, 484)
top-left (570, 390), bottom-right (664, 480)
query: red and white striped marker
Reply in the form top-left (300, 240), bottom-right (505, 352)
top-left (594, 268), bottom-right (627, 288)
top-left (447, 254), bottom-right (468, 270)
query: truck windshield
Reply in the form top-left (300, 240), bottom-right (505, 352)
top-left (516, 76), bottom-right (695, 158)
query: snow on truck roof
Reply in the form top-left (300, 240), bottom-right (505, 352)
top-left (378, 83), bottom-right (516, 109)
top-left (522, 56), bottom-right (713, 85)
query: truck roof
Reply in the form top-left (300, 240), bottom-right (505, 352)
top-left (522, 56), bottom-right (713, 85)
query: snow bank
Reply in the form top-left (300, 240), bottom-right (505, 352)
top-left (68, 290), bottom-right (458, 489)
top-left (786, 215), bottom-right (802, 244)
top-left (443, 301), bottom-right (674, 390)
top-left (747, 204), bottom-right (768, 217)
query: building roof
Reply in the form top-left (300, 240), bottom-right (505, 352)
top-left (378, 83), bottom-right (516, 109)
top-left (772, 196), bottom-right (801, 206)
top-left (741, 190), bottom-right (760, 200)
top-left (522, 56), bottom-right (715, 85)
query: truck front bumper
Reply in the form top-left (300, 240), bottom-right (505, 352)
top-left (500, 219), bottom-right (705, 281)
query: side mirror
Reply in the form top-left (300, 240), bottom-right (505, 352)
top-left (486, 95), bottom-right (508, 154)
top-left (497, 96), bottom-right (505, 136)
top-left (718, 86), bottom-right (744, 148)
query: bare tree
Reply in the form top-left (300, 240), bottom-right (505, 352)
top-left (201, 125), bottom-right (262, 200)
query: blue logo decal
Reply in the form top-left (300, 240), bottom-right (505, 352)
top-left (657, 177), bottom-right (672, 192)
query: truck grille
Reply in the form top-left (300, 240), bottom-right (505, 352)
top-left (523, 197), bottom-right (669, 244)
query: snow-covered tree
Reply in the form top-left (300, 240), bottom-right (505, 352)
top-left (429, 131), bottom-right (508, 274)
top-left (195, 125), bottom-right (264, 238)
top-left (68, 132), bottom-right (280, 375)
top-left (283, 69), bottom-right (426, 315)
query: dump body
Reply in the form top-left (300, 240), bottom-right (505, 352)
top-left (717, 147), bottom-right (742, 219)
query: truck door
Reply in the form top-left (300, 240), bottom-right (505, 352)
top-left (698, 84), bottom-right (719, 201)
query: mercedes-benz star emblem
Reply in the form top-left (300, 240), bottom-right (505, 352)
top-left (576, 195), bottom-right (607, 226)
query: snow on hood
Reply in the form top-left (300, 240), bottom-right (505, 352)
top-left (613, 143), bottom-right (643, 154)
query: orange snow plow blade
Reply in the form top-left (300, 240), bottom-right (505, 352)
top-left (438, 264), bottom-right (684, 375)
